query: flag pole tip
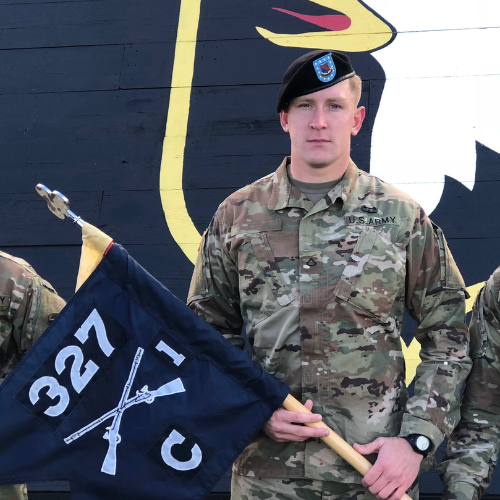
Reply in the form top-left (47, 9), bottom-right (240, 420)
top-left (35, 184), bottom-right (86, 227)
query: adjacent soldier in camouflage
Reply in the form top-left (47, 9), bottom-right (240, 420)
top-left (438, 268), bottom-right (500, 500)
top-left (0, 251), bottom-right (66, 500)
top-left (188, 50), bottom-right (471, 499)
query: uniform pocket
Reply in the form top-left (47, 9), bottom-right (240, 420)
top-left (29, 282), bottom-right (66, 344)
top-left (431, 222), bottom-right (468, 294)
top-left (232, 220), bottom-right (295, 326)
top-left (333, 228), bottom-right (405, 322)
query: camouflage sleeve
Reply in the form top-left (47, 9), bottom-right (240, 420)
top-left (25, 276), bottom-right (66, 345)
top-left (399, 206), bottom-right (471, 452)
top-left (187, 213), bottom-right (244, 348)
top-left (437, 272), bottom-right (500, 499)
top-left (0, 259), bottom-right (66, 383)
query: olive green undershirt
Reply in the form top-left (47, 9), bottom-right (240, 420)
top-left (287, 166), bottom-right (342, 205)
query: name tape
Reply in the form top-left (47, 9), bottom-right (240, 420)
top-left (344, 215), bottom-right (400, 227)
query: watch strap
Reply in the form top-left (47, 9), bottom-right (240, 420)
top-left (402, 434), bottom-right (429, 457)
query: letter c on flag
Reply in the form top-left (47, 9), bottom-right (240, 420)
top-left (161, 429), bottom-right (202, 471)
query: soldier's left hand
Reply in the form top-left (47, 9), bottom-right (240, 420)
top-left (353, 437), bottom-right (422, 500)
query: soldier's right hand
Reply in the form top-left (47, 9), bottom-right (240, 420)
top-left (262, 399), bottom-right (329, 442)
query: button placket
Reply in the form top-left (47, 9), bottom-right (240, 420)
top-left (298, 218), bottom-right (324, 388)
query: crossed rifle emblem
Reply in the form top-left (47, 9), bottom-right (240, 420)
top-left (65, 347), bottom-right (185, 475)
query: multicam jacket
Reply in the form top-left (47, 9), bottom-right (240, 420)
top-left (188, 158), bottom-right (471, 483)
top-left (438, 268), bottom-right (500, 500)
top-left (0, 251), bottom-right (66, 383)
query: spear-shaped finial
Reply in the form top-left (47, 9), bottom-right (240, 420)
top-left (35, 184), bottom-right (85, 228)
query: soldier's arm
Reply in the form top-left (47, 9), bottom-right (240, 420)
top-left (22, 275), bottom-right (66, 347)
top-left (400, 206), bottom-right (472, 453)
top-left (438, 272), bottom-right (500, 500)
top-left (187, 212), bottom-right (244, 348)
top-left (0, 259), bottom-right (65, 382)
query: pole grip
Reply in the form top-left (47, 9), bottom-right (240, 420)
top-left (282, 394), bottom-right (412, 500)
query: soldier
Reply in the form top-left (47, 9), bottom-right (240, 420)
top-left (188, 51), bottom-right (471, 500)
top-left (0, 251), bottom-right (66, 500)
top-left (438, 267), bottom-right (500, 500)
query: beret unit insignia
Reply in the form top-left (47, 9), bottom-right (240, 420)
top-left (313, 53), bottom-right (336, 82)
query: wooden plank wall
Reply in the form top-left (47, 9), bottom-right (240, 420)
top-left (0, 0), bottom-right (185, 300)
top-left (1, 0), bottom-right (499, 496)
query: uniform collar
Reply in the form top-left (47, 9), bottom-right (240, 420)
top-left (268, 157), bottom-right (359, 212)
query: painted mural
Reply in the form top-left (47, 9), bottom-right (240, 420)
top-left (159, 0), bottom-right (500, 387)
top-left (0, 0), bottom-right (499, 495)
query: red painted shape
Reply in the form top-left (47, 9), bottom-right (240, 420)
top-left (273, 7), bottom-right (351, 32)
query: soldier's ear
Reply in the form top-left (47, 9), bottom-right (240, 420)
top-left (351, 106), bottom-right (365, 136)
top-left (280, 110), bottom-right (290, 133)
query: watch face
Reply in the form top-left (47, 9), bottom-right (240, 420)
top-left (415, 435), bottom-right (430, 451)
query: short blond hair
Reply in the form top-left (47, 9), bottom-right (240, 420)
top-left (349, 75), bottom-right (362, 106)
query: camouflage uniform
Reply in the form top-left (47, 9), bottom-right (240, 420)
top-left (438, 268), bottom-right (500, 500)
top-left (231, 475), bottom-right (419, 500)
top-left (0, 251), bottom-right (66, 500)
top-left (188, 158), bottom-right (470, 487)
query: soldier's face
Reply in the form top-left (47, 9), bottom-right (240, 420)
top-left (280, 80), bottom-right (365, 172)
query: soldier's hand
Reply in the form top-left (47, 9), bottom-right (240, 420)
top-left (353, 437), bottom-right (422, 500)
top-left (262, 399), bottom-right (329, 442)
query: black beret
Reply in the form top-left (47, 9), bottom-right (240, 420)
top-left (276, 50), bottom-right (356, 112)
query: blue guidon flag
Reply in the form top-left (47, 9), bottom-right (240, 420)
top-left (0, 243), bottom-right (289, 500)
top-left (313, 53), bottom-right (336, 82)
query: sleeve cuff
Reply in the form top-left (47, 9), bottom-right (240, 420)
top-left (442, 482), bottom-right (479, 500)
top-left (398, 413), bottom-right (444, 452)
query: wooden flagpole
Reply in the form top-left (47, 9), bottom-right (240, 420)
top-left (283, 395), bottom-right (412, 500)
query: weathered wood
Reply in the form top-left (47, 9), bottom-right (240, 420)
top-left (0, 89), bottom-right (169, 146)
top-left (6, 242), bottom-right (193, 303)
top-left (0, 188), bottom-right (171, 246)
top-left (120, 43), bottom-right (175, 90)
top-left (0, 0), bottom-right (181, 49)
top-left (0, 89), bottom-right (170, 192)
top-left (0, 191), bottom-right (101, 246)
top-left (119, 41), bottom-right (388, 89)
top-left (0, 45), bottom-right (124, 94)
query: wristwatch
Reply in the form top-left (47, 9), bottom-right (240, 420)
top-left (402, 434), bottom-right (431, 457)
